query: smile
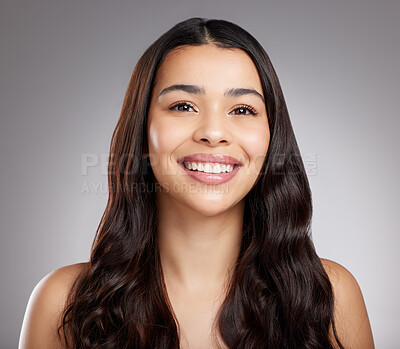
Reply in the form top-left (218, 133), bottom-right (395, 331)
top-left (177, 153), bottom-right (242, 185)
top-left (183, 162), bottom-right (237, 173)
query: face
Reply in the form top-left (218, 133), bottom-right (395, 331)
top-left (147, 44), bottom-right (270, 217)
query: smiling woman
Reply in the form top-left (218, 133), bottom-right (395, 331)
top-left (19, 17), bottom-right (374, 349)
top-left (147, 45), bottom-right (270, 218)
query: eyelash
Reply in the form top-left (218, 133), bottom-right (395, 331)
top-left (168, 101), bottom-right (258, 116)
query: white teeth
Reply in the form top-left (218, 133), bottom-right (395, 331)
top-left (183, 161), bottom-right (236, 173)
top-left (204, 163), bottom-right (212, 173)
top-left (212, 164), bottom-right (221, 173)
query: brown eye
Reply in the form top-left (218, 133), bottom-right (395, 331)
top-left (169, 102), bottom-right (196, 112)
top-left (230, 105), bottom-right (258, 116)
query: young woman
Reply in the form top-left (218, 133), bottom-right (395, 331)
top-left (19, 17), bottom-right (374, 349)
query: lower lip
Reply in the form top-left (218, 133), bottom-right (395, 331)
top-left (179, 163), bottom-right (241, 185)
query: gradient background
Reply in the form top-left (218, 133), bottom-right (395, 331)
top-left (1, 0), bottom-right (399, 348)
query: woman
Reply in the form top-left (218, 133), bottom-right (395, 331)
top-left (19, 17), bottom-right (374, 348)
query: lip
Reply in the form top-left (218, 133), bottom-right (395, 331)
top-left (177, 153), bottom-right (242, 185)
top-left (178, 153), bottom-right (243, 166)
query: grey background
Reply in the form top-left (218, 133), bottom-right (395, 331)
top-left (1, 0), bottom-right (399, 348)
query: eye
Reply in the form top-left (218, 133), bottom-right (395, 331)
top-left (230, 105), bottom-right (258, 116)
top-left (168, 101), bottom-right (197, 113)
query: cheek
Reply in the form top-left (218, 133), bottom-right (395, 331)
top-left (238, 126), bottom-right (270, 175)
top-left (148, 119), bottom-right (177, 155)
top-left (147, 118), bottom-right (188, 171)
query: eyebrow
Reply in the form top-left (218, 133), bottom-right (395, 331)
top-left (158, 84), bottom-right (265, 104)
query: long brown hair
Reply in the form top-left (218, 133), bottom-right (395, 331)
top-left (58, 17), bottom-right (344, 348)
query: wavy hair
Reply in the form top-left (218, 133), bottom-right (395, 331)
top-left (58, 17), bottom-right (344, 348)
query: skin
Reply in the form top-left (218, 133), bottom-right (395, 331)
top-left (18, 45), bottom-right (374, 349)
top-left (147, 44), bottom-right (270, 348)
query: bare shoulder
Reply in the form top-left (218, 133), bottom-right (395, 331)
top-left (320, 258), bottom-right (375, 349)
top-left (320, 258), bottom-right (360, 292)
top-left (19, 262), bottom-right (89, 349)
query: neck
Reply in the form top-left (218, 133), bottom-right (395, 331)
top-left (156, 193), bottom-right (244, 295)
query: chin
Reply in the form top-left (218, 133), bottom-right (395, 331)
top-left (188, 200), bottom-right (240, 217)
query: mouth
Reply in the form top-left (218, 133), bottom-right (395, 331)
top-left (178, 153), bottom-right (242, 166)
top-left (177, 153), bottom-right (242, 184)
top-left (178, 161), bottom-right (240, 173)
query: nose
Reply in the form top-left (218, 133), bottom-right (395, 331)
top-left (193, 110), bottom-right (233, 146)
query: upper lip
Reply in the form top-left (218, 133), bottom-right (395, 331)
top-left (178, 153), bottom-right (243, 166)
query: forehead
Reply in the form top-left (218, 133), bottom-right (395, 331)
top-left (152, 45), bottom-right (263, 95)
